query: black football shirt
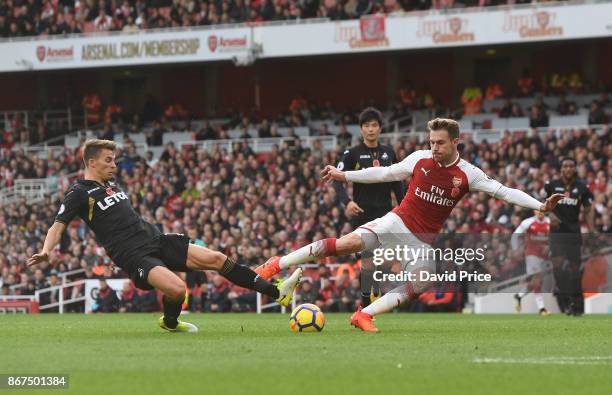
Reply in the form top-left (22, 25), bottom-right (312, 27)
top-left (544, 178), bottom-right (593, 233)
top-left (335, 142), bottom-right (405, 214)
top-left (55, 179), bottom-right (161, 263)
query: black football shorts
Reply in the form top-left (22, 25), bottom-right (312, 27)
top-left (119, 233), bottom-right (191, 290)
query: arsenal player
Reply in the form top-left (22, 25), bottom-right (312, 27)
top-left (254, 118), bottom-right (564, 332)
top-left (512, 211), bottom-right (551, 315)
top-left (334, 107), bottom-right (405, 308)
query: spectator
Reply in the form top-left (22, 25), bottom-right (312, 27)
top-left (123, 16), bottom-right (139, 32)
top-left (529, 105), bottom-right (548, 128)
top-left (588, 100), bottom-right (606, 125)
top-left (509, 103), bottom-right (524, 118)
top-left (83, 92), bottom-right (102, 127)
top-left (517, 69), bottom-right (534, 97)
top-left (94, 9), bottom-right (113, 31)
top-left (197, 120), bottom-right (217, 140)
top-left (205, 275), bottom-right (230, 312)
top-left (340, 278), bottom-right (361, 311)
top-left (92, 279), bottom-right (121, 313)
top-left (336, 124), bottom-right (353, 148)
top-left (461, 87), bottom-right (483, 115)
top-left (297, 279), bottom-right (319, 304)
top-left (119, 281), bottom-right (136, 313)
top-left (134, 288), bottom-right (160, 312)
top-left (498, 98), bottom-right (513, 118)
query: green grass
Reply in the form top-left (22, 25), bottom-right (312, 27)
top-left (1, 313), bottom-right (612, 395)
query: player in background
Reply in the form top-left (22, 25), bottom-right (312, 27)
top-left (334, 107), bottom-right (405, 308)
top-left (544, 157), bottom-right (595, 316)
top-left (512, 211), bottom-right (551, 315)
top-left (255, 118), bottom-right (564, 332)
top-left (28, 139), bottom-right (302, 332)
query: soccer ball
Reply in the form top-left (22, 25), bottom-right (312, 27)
top-left (289, 303), bottom-right (325, 332)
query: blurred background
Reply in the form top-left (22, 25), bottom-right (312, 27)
top-left (0, 0), bottom-right (610, 315)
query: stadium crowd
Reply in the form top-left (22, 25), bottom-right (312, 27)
top-left (0, 118), bottom-right (610, 312)
top-left (0, 0), bottom-right (567, 37)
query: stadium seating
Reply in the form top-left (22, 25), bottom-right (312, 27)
top-left (0, 1), bottom-right (566, 38)
top-left (0, 119), bottom-right (609, 313)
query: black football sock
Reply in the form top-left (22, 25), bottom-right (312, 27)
top-left (163, 295), bottom-right (184, 328)
top-left (220, 257), bottom-right (280, 299)
top-left (361, 293), bottom-right (372, 308)
top-left (360, 250), bottom-right (379, 308)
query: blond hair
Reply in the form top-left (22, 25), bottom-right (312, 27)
top-left (427, 118), bottom-right (460, 139)
top-left (82, 139), bottom-right (117, 167)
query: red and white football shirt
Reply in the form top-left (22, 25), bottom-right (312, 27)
top-left (512, 216), bottom-right (550, 258)
top-left (345, 150), bottom-right (531, 243)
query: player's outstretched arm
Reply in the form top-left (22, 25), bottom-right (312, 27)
top-left (27, 221), bottom-right (66, 267)
top-left (468, 165), bottom-right (564, 212)
top-left (321, 158), bottom-right (412, 184)
top-left (539, 193), bottom-right (565, 213)
top-left (321, 150), bottom-right (429, 184)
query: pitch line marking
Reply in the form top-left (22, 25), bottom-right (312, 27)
top-left (472, 356), bottom-right (612, 365)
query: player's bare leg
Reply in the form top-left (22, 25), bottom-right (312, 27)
top-left (351, 267), bottom-right (434, 333)
top-left (531, 273), bottom-right (549, 315)
top-left (147, 266), bottom-right (197, 333)
top-left (514, 273), bottom-right (547, 314)
top-left (186, 244), bottom-right (301, 306)
top-left (254, 233), bottom-right (365, 280)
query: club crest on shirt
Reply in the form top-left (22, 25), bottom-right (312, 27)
top-left (106, 187), bottom-right (114, 196)
top-left (452, 176), bottom-right (462, 188)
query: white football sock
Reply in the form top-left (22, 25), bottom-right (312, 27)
top-left (535, 294), bottom-right (545, 310)
top-left (279, 239), bottom-right (335, 269)
top-left (279, 245), bottom-right (313, 269)
top-left (362, 285), bottom-right (410, 317)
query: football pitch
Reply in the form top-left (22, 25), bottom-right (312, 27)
top-left (1, 313), bottom-right (611, 395)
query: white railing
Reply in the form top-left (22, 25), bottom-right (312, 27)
top-left (256, 293), bottom-right (291, 314)
top-left (8, 268), bottom-right (86, 295)
top-left (34, 279), bottom-right (87, 314)
top-left (0, 108), bottom-right (77, 141)
top-left (0, 295), bottom-right (36, 301)
top-left (0, 111), bottom-right (29, 132)
top-left (379, 124), bottom-right (608, 146)
top-left (179, 135), bottom-right (337, 154)
top-left (0, 171), bottom-right (79, 207)
top-left (0, 179), bottom-right (47, 206)
top-left (255, 264), bottom-right (343, 314)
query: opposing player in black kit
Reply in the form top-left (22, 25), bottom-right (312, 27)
top-left (27, 139), bottom-right (302, 332)
top-left (544, 157), bottom-right (595, 316)
top-left (334, 108), bottom-right (405, 307)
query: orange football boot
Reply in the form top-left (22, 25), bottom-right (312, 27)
top-left (350, 307), bottom-right (380, 333)
top-left (254, 256), bottom-right (282, 280)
